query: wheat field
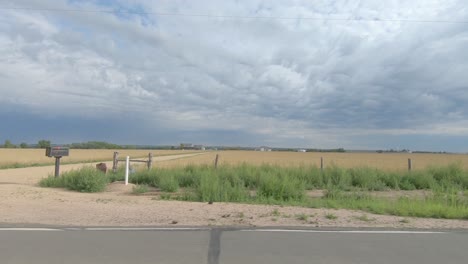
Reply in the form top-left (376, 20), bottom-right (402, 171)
top-left (2, 149), bottom-right (467, 171)
top-left (0, 149), bottom-right (198, 167)
top-left (156, 150), bottom-right (468, 171)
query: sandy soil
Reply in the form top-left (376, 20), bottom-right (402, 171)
top-left (0, 154), bottom-right (467, 229)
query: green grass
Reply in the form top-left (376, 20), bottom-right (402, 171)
top-left (325, 213), bottom-right (338, 220)
top-left (125, 163), bottom-right (468, 219)
top-left (271, 209), bottom-right (281, 217)
top-left (38, 163), bottom-right (468, 219)
top-left (399, 218), bottom-right (410, 223)
top-left (39, 166), bottom-right (109, 192)
top-left (308, 191), bottom-right (468, 219)
top-left (39, 176), bottom-right (64, 188)
top-left (354, 214), bottom-right (375, 222)
top-left (132, 184), bottom-right (149, 194)
top-left (295, 213), bottom-right (309, 221)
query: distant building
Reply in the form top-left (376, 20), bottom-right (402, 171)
top-left (180, 143), bottom-right (193, 150)
top-left (297, 149), bottom-right (307, 153)
top-left (256, 146), bottom-right (272, 152)
top-left (193, 145), bottom-right (205, 151)
top-left (180, 143), bottom-right (205, 150)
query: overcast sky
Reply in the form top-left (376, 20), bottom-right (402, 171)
top-left (1, 0), bottom-right (468, 151)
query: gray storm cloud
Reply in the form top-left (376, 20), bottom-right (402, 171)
top-left (0, 0), bottom-right (467, 149)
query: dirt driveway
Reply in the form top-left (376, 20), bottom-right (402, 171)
top-left (0, 153), bottom-right (467, 229)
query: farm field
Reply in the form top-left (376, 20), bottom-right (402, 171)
top-left (0, 149), bottom-right (202, 169)
top-left (156, 150), bottom-right (468, 171)
top-left (1, 150), bottom-right (467, 227)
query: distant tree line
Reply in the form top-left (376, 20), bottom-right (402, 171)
top-left (1, 139), bottom-right (50, 149)
top-left (0, 139), bottom-right (172, 150)
top-left (67, 141), bottom-right (123, 149)
top-left (305, 148), bottom-right (346, 153)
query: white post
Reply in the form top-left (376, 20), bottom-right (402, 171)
top-left (125, 156), bottom-right (130, 185)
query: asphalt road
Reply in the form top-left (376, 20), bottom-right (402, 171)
top-left (1, 227), bottom-right (467, 264)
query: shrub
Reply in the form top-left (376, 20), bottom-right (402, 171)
top-left (381, 172), bottom-right (401, 189)
top-left (39, 167), bottom-right (108, 192)
top-left (195, 170), bottom-right (248, 202)
top-left (131, 169), bottom-right (156, 186)
top-left (159, 174), bottom-right (179, 192)
top-left (405, 171), bottom-right (434, 189)
top-left (349, 167), bottom-right (387, 191)
top-left (323, 165), bottom-right (351, 189)
top-left (428, 163), bottom-right (468, 188)
top-left (39, 176), bottom-right (65, 188)
top-left (62, 167), bottom-right (109, 192)
top-left (257, 172), bottom-right (305, 201)
top-left (108, 167), bottom-right (125, 182)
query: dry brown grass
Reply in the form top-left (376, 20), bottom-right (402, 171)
top-left (0, 149), bottom-right (200, 167)
top-left (2, 148), bottom-right (467, 171)
top-left (156, 150), bottom-right (468, 171)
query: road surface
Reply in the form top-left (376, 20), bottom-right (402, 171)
top-left (1, 227), bottom-right (467, 264)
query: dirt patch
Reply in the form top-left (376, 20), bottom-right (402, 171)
top-left (0, 182), bottom-right (466, 228)
top-left (105, 181), bottom-right (136, 194)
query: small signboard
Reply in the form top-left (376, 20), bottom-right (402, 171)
top-left (45, 146), bottom-right (69, 178)
top-left (45, 146), bottom-right (69, 157)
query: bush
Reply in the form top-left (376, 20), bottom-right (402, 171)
top-left (323, 165), bottom-right (351, 189)
top-left (159, 174), bottom-right (179, 192)
top-left (62, 167), bottom-right (109, 192)
top-left (349, 167), bottom-right (387, 191)
top-left (405, 171), bottom-right (434, 189)
top-left (257, 172), bottom-right (305, 201)
top-left (131, 169), bottom-right (156, 186)
top-left (428, 163), bottom-right (468, 188)
top-left (40, 167), bottom-right (108, 192)
top-left (195, 170), bottom-right (248, 202)
top-left (108, 167), bottom-right (125, 182)
top-left (39, 176), bottom-right (65, 188)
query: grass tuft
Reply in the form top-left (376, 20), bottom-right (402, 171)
top-left (325, 213), bottom-right (338, 220)
top-left (295, 213), bottom-right (309, 221)
top-left (132, 184), bottom-right (149, 194)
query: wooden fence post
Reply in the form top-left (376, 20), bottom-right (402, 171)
top-left (112, 152), bottom-right (119, 173)
top-left (408, 158), bottom-right (412, 171)
top-left (214, 154), bottom-right (219, 169)
top-left (148, 152), bottom-right (153, 170)
top-left (320, 157), bottom-right (324, 172)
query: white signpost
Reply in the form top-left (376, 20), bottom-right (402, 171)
top-left (125, 156), bottom-right (130, 185)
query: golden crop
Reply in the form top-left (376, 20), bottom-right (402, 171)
top-left (156, 150), bottom-right (468, 171)
top-left (0, 149), bottom-right (195, 167)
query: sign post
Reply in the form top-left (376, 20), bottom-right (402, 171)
top-left (54, 157), bottom-right (61, 177)
top-left (45, 147), bottom-right (70, 178)
top-left (125, 156), bottom-right (130, 185)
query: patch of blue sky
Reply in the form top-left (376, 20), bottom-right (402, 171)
top-left (67, 0), bottom-right (155, 26)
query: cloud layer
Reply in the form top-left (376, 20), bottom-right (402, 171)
top-left (1, 0), bottom-right (468, 150)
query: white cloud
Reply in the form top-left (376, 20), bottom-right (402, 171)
top-left (1, 0), bottom-right (468, 149)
